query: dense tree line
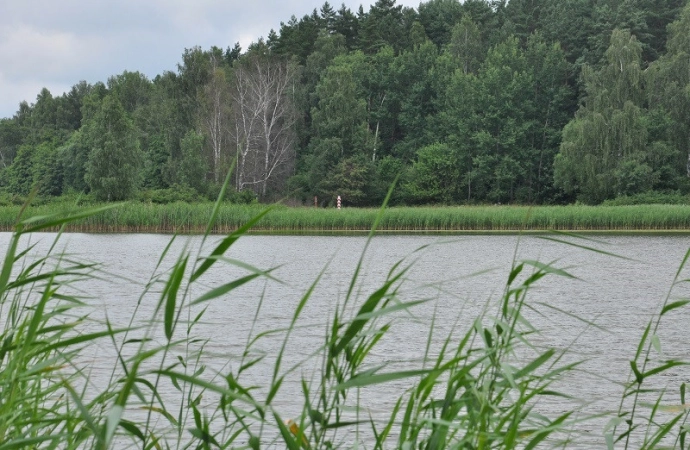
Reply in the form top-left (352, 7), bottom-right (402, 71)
top-left (0, 0), bottom-right (689, 206)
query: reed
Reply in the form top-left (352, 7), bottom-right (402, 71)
top-left (1, 191), bottom-right (689, 448)
top-left (3, 203), bottom-right (690, 233)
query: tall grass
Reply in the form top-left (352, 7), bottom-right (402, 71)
top-left (3, 203), bottom-right (690, 233)
top-left (1, 193), bottom-right (690, 448)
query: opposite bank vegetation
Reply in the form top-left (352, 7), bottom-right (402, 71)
top-left (3, 202), bottom-right (690, 233)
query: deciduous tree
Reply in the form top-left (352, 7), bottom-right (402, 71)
top-left (231, 52), bottom-right (298, 199)
top-left (83, 95), bottom-right (143, 200)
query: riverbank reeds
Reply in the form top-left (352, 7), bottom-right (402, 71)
top-left (1, 184), bottom-right (689, 448)
top-left (3, 203), bottom-right (690, 233)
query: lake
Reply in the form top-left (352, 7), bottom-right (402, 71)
top-left (3, 232), bottom-right (690, 448)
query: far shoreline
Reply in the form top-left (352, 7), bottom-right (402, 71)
top-left (3, 202), bottom-right (690, 235)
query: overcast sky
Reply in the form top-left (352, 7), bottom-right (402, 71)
top-left (0, 0), bottom-right (422, 119)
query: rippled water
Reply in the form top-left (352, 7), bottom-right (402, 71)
top-left (3, 232), bottom-right (690, 448)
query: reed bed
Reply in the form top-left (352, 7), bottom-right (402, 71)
top-left (1, 189), bottom-right (690, 449)
top-left (2, 203), bottom-right (690, 233)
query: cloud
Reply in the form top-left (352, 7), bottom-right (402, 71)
top-left (0, 72), bottom-right (71, 116)
top-left (0, 0), bottom-right (422, 117)
top-left (0, 24), bottom-right (101, 81)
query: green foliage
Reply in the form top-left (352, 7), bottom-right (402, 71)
top-left (83, 95), bottom-right (143, 201)
top-left (358, 0), bottom-right (414, 54)
top-left (322, 154), bottom-right (375, 206)
top-left (58, 130), bottom-right (89, 194)
top-left (0, 118), bottom-right (25, 168)
top-left (3, 0), bottom-right (690, 207)
top-left (417, 0), bottom-right (465, 48)
top-left (31, 141), bottom-right (63, 196)
top-left (6, 144), bottom-right (36, 195)
top-left (602, 191), bottom-right (690, 205)
top-left (137, 184), bottom-right (203, 203)
top-left (175, 130), bottom-right (209, 194)
top-left (555, 30), bottom-right (656, 204)
top-left (6, 202), bottom-right (690, 233)
top-left (404, 142), bottom-right (461, 204)
top-left (107, 70), bottom-right (153, 114)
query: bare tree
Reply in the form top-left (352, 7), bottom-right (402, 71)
top-left (198, 55), bottom-right (231, 183)
top-left (231, 53), bottom-right (297, 198)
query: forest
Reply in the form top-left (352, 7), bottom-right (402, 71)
top-left (0, 0), bottom-right (689, 207)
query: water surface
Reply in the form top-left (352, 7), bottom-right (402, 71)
top-left (3, 232), bottom-right (690, 447)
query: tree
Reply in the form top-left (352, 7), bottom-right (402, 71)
top-left (273, 11), bottom-right (323, 64)
top-left (333, 4), bottom-right (360, 49)
top-left (358, 0), bottom-right (415, 54)
top-left (6, 144), bottom-right (36, 195)
top-left (554, 29), bottom-right (650, 203)
top-left (140, 133), bottom-right (169, 190)
top-left (58, 130), bottom-right (90, 194)
top-left (0, 118), bottom-right (23, 169)
top-left (55, 80), bottom-right (91, 131)
top-left (646, 2), bottom-right (690, 183)
top-left (225, 42), bottom-right (242, 65)
top-left (404, 142), bottom-right (461, 203)
top-left (299, 56), bottom-right (374, 202)
top-left (83, 95), bottom-right (143, 200)
top-left (231, 53), bottom-right (298, 199)
top-left (390, 40), bottom-right (440, 162)
top-left (199, 62), bottom-right (231, 182)
top-left (177, 46), bottom-right (215, 133)
top-left (31, 141), bottom-right (63, 196)
top-left (417, 0), bottom-right (464, 48)
top-left (447, 15), bottom-right (484, 75)
top-left (108, 71), bottom-right (153, 115)
top-left (176, 130), bottom-right (209, 194)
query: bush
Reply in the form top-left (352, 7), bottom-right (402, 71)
top-left (137, 184), bottom-right (203, 204)
top-left (602, 191), bottom-right (690, 206)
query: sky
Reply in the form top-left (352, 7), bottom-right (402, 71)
top-left (0, 0), bottom-right (421, 119)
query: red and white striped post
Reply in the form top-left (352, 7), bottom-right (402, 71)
top-left (337, 195), bottom-right (341, 210)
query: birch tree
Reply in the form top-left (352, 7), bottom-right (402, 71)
top-left (554, 29), bottom-right (650, 203)
top-left (199, 61), bottom-right (231, 183)
top-left (231, 52), bottom-right (297, 199)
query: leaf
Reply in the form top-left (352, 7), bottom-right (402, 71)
top-left (630, 360), bottom-right (643, 384)
top-left (335, 369), bottom-right (433, 390)
top-left (332, 270), bottom-right (405, 357)
top-left (164, 256), bottom-right (188, 340)
top-left (682, 382), bottom-right (686, 405)
top-left (191, 207), bottom-right (273, 283)
top-left (523, 412), bottom-right (572, 450)
top-left (0, 435), bottom-right (65, 450)
top-left (643, 360), bottom-right (687, 378)
top-left (661, 300), bottom-right (690, 316)
top-left (522, 259), bottom-right (577, 279)
top-left (651, 334), bottom-right (661, 355)
top-left (273, 412), bottom-right (302, 450)
top-left (105, 405), bottom-right (124, 446)
top-left (119, 420), bottom-right (145, 441)
top-left (513, 349), bottom-right (555, 380)
top-left (537, 233), bottom-right (631, 261)
top-left (635, 322), bottom-right (652, 361)
top-left (191, 273), bottom-right (262, 305)
top-left (153, 370), bottom-right (262, 410)
top-left (507, 263), bottom-right (524, 286)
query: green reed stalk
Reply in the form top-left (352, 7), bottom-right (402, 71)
top-left (5, 203), bottom-right (690, 233)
